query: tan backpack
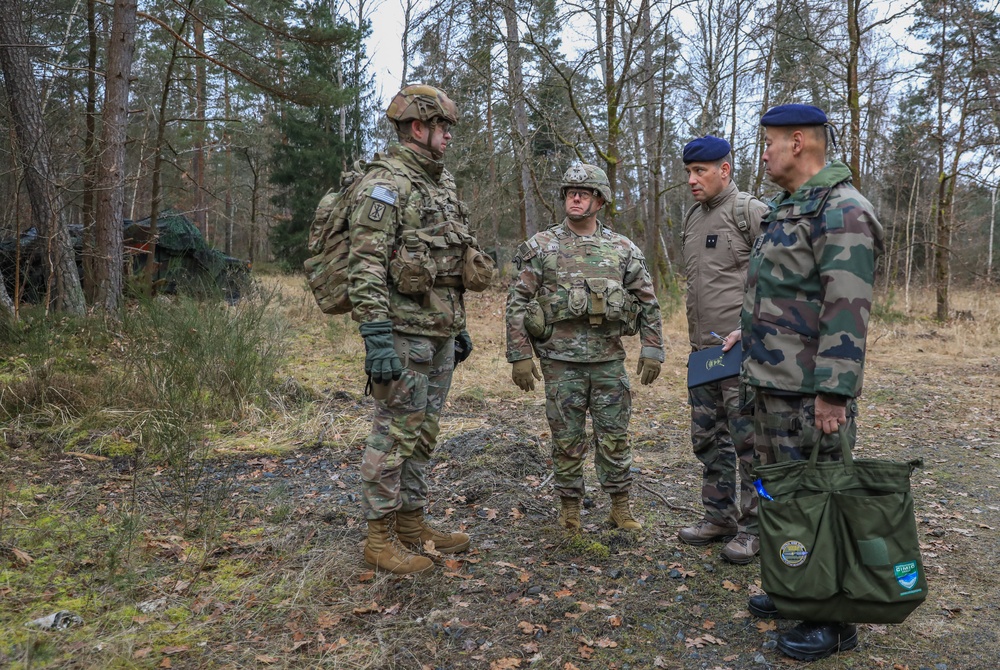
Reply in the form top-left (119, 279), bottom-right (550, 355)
top-left (303, 159), bottom-right (411, 315)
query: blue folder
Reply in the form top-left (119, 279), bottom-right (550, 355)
top-left (686, 344), bottom-right (742, 388)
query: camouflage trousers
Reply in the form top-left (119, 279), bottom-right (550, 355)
top-left (360, 333), bottom-right (454, 520)
top-left (688, 377), bottom-right (757, 532)
top-left (753, 391), bottom-right (858, 468)
top-left (540, 358), bottom-right (632, 499)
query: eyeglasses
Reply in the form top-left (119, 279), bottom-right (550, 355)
top-left (565, 189), bottom-right (594, 201)
top-left (433, 119), bottom-right (452, 134)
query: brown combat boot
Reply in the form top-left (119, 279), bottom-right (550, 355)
top-left (677, 518), bottom-right (737, 545)
top-left (558, 497), bottom-right (582, 531)
top-left (609, 492), bottom-right (642, 530)
top-left (395, 508), bottom-right (470, 554)
top-left (364, 515), bottom-right (434, 575)
top-left (722, 531), bottom-right (760, 564)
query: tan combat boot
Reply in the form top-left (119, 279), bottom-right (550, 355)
top-left (395, 508), bottom-right (470, 554)
top-left (609, 492), bottom-right (642, 530)
top-left (364, 515), bottom-right (434, 575)
top-left (558, 497), bottom-right (582, 531)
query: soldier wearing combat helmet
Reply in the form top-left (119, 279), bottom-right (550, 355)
top-left (347, 84), bottom-right (496, 575)
top-left (505, 163), bottom-right (665, 534)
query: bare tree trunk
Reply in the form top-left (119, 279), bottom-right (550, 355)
top-left (639, 0), bottom-right (662, 290)
top-left (146, 0), bottom-right (192, 290)
top-left (846, 0), bottom-right (861, 188)
top-left (192, 13), bottom-right (208, 238)
top-left (82, 0), bottom-right (99, 301)
top-left (502, 0), bottom-right (539, 239)
top-left (93, 0), bottom-right (138, 314)
top-left (0, 0), bottom-right (86, 314)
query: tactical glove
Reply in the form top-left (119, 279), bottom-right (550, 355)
top-left (454, 330), bottom-right (473, 365)
top-left (359, 320), bottom-right (402, 385)
top-left (511, 359), bottom-right (542, 392)
top-left (636, 357), bottom-right (661, 386)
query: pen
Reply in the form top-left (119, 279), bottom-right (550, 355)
top-left (710, 331), bottom-right (727, 344)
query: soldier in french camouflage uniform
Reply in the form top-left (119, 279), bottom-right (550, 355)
top-left (348, 85), bottom-right (496, 576)
top-left (677, 136), bottom-right (769, 564)
top-left (723, 104), bottom-right (884, 661)
top-left (505, 164), bottom-right (665, 533)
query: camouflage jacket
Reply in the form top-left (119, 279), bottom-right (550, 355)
top-left (346, 143), bottom-right (484, 337)
top-left (682, 182), bottom-right (768, 350)
top-left (506, 220), bottom-right (664, 364)
top-left (740, 161), bottom-right (884, 398)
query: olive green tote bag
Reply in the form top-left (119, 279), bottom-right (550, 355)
top-left (756, 430), bottom-right (927, 624)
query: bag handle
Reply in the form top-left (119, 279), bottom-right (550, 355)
top-left (806, 425), bottom-right (855, 475)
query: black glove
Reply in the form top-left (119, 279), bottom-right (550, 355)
top-left (359, 320), bottom-right (402, 385)
top-left (454, 330), bottom-right (473, 365)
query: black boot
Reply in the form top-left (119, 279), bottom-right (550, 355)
top-left (777, 622), bottom-right (858, 661)
top-left (747, 594), bottom-right (784, 619)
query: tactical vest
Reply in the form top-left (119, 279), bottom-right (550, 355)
top-left (390, 166), bottom-right (493, 294)
top-left (533, 227), bottom-right (639, 334)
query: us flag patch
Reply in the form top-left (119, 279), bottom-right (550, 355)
top-left (370, 185), bottom-right (397, 206)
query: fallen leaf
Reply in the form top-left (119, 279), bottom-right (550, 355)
top-left (521, 642), bottom-right (539, 653)
top-left (489, 657), bottom-right (521, 669)
top-left (159, 659), bottom-right (171, 668)
top-left (608, 615), bottom-right (623, 627)
top-left (317, 613), bottom-right (343, 628)
top-left (358, 570), bottom-right (375, 582)
top-left (422, 540), bottom-right (443, 558)
top-left (702, 619), bottom-right (716, 630)
top-left (161, 645), bottom-right (189, 655)
top-left (517, 621), bottom-right (537, 634)
top-left (444, 559), bottom-right (463, 571)
top-left (255, 655), bottom-right (278, 664)
top-left (756, 620), bottom-right (777, 632)
top-left (554, 589), bottom-right (573, 598)
top-left (564, 664), bottom-right (581, 670)
top-left (722, 579), bottom-right (741, 592)
top-left (578, 643), bottom-right (594, 659)
top-left (577, 601), bottom-right (595, 612)
top-left (133, 647), bottom-right (152, 659)
top-left (510, 508), bottom-right (524, 520)
top-left (353, 602), bottom-right (382, 615)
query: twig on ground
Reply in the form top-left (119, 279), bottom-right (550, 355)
top-left (636, 481), bottom-right (699, 514)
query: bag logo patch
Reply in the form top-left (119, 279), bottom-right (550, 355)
top-left (779, 540), bottom-right (809, 567)
top-left (894, 560), bottom-right (921, 593)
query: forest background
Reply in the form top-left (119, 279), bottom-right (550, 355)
top-left (1, 0), bottom-right (999, 322)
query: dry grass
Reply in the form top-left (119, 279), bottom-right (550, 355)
top-left (1, 275), bottom-right (998, 669)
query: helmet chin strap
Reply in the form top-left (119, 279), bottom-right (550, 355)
top-left (565, 191), bottom-right (602, 221)
top-left (422, 119), bottom-right (444, 160)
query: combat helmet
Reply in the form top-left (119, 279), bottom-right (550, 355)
top-left (560, 163), bottom-right (612, 203)
top-left (386, 84), bottom-right (459, 126)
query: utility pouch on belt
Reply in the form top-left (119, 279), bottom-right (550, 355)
top-left (462, 246), bottom-right (496, 292)
top-left (585, 278), bottom-right (608, 325)
top-left (524, 300), bottom-right (552, 340)
top-left (390, 236), bottom-right (436, 295)
top-left (568, 286), bottom-right (588, 317)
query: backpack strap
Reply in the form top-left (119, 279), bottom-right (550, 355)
top-left (733, 191), bottom-right (753, 246)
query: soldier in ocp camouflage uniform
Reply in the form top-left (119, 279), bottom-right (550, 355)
top-left (505, 164), bottom-right (665, 533)
top-left (677, 136), bottom-right (769, 564)
top-left (724, 104), bottom-right (884, 661)
top-left (348, 84), bottom-right (496, 576)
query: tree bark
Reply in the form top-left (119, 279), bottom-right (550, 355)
top-left (502, 0), bottom-right (539, 239)
top-left (0, 0), bottom-right (86, 314)
top-left (93, 0), bottom-right (138, 314)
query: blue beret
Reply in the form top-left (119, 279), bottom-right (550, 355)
top-left (760, 104), bottom-right (828, 126)
top-left (683, 136), bottom-right (731, 164)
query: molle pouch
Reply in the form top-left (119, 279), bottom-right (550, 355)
top-left (462, 245), bottom-right (497, 292)
top-left (390, 236), bottom-right (436, 295)
top-left (620, 292), bottom-right (640, 337)
top-left (604, 280), bottom-right (626, 322)
top-left (371, 338), bottom-right (411, 401)
top-left (524, 300), bottom-right (553, 340)
top-left (585, 278), bottom-right (609, 325)
top-left (568, 285), bottom-right (588, 317)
